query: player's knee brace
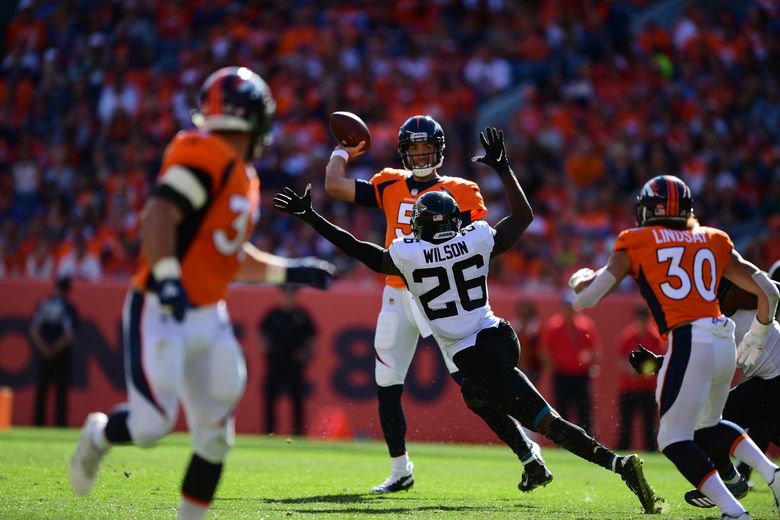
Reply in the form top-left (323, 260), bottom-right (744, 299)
top-left (209, 342), bottom-right (246, 406)
top-left (130, 411), bottom-right (175, 448)
top-left (374, 312), bottom-right (404, 386)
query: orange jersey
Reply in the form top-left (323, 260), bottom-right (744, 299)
top-left (369, 168), bottom-right (487, 288)
top-left (613, 225), bottom-right (734, 336)
top-left (132, 130), bottom-right (260, 305)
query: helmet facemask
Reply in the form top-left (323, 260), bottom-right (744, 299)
top-left (397, 115), bottom-right (446, 178)
top-left (411, 192), bottom-right (462, 244)
top-left (400, 140), bottom-right (445, 178)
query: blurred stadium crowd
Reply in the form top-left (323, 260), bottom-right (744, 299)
top-left (1, 0), bottom-right (779, 288)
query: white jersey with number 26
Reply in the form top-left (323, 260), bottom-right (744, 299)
top-left (388, 220), bottom-right (501, 360)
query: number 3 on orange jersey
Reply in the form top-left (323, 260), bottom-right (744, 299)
top-left (213, 195), bottom-right (251, 255)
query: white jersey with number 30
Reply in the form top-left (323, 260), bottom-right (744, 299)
top-left (388, 220), bottom-right (501, 359)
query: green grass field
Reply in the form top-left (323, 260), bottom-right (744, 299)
top-left (0, 428), bottom-right (777, 519)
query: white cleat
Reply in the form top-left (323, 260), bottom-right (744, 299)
top-left (770, 468), bottom-right (780, 515)
top-left (69, 412), bottom-right (108, 496)
top-left (721, 512), bottom-right (752, 520)
top-left (370, 462), bottom-right (414, 494)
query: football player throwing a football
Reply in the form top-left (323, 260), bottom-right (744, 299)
top-left (569, 175), bottom-right (780, 520)
top-left (325, 115), bottom-right (548, 494)
top-left (69, 67), bottom-right (335, 520)
top-left (629, 260), bottom-right (780, 511)
top-left (279, 127), bottom-right (662, 514)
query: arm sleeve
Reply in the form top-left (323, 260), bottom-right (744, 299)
top-left (354, 179), bottom-right (379, 208)
top-left (307, 212), bottom-right (387, 273)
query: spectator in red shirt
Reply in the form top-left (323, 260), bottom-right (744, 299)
top-left (540, 292), bottom-right (601, 434)
top-left (616, 305), bottom-right (666, 452)
top-left (512, 300), bottom-right (543, 384)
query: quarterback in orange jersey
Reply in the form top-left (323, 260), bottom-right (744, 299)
top-left (569, 175), bottom-right (780, 520)
top-left (325, 115), bottom-right (549, 494)
top-left (69, 67), bottom-right (335, 519)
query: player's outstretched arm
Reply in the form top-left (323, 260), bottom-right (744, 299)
top-left (324, 142), bottom-right (367, 202)
top-left (471, 127), bottom-right (533, 256)
top-left (236, 244), bottom-right (336, 289)
top-left (274, 185), bottom-right (400, 276)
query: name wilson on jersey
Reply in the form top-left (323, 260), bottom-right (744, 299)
top-left (423, 241), bottom-right (469, 264)
top-left (651, 228), bottom-right (709, 245)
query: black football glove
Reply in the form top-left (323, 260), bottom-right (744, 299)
top-left (472, 126), bottom-right (510, 172)
top-left (157, 278), bottom-right (189, 322)
top-left (286, 257), bottom-right (337, 290)
top-left (629, 344), bottom-right (663, 375)
top-left (273, 184), bottom-right (314, 222)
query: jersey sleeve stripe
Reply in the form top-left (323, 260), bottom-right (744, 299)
top-left (354, 179), bottom-right (379, 207)
top-left (375, 179), bottom-right (398, 208)
top-left (160, 165), bottom-right (209, 210)
top-left (153, 184), bottom-right (195, 214)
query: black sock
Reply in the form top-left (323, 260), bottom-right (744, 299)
top-left (663, 440), bottom-right (714, 487)
top-left (545, 417), bottom-right (616, 470)
top-left (378, 385), bottom-right (406, 457)
top-left (104, 409), bottom-right (132, 444)
top-left (181, 453), bottom-right (223, 505)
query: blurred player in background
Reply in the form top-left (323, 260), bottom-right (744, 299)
top-left (278, 127), bottom-right (662, 514)
top-left (630, 259), bottom-right (780, 509)
top-left (570, 175), bottom-right (780, 520)
top-left (325, 115), bottom-right (546, 494)
top-left (69, 66), bottom-right (335, 520)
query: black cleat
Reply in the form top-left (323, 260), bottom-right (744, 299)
top-left (684, 476), bottom-right (749, 508)
top-left (518, 459), bottom-right (553, 492)
top-left (617, 454), bottom-right (663, 514)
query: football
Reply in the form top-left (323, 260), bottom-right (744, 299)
top-left (328, 111), bottom-right (371, 151)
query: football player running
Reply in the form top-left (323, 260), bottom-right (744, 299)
top-left (569, 175), bottom-right (780, 520)
top-left (278, 127), bottom-right (662, 514)
top-left (629, 260), bottom-right (780, 510)
top-left (325, 115), bottom-right (547, 493)
top-left (69, 67), bottom-right (335, 520)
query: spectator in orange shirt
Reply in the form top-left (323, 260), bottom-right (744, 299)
top-left (540, 292), bottom-right (601, 434)
top-left (616, 305), bottom-right (666, 452)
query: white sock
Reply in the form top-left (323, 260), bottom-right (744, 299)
top-left (731, 434), bottom-right (779, 483)
top-left (700, 471), bottom-right (746, 518)
top-left (391, 453), bottom-right (410, 474)
top-left (178, 497), bottom-right (208, 520)
top-left (91, 423), bottom-right (110, 451)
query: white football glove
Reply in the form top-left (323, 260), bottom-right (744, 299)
top-left (736, 317), bottom-right (769, 368)
top-left (568, 268), bottom-right (595, 290)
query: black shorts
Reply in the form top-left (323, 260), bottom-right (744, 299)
top-left (723, 374), bottom-right (780, 434)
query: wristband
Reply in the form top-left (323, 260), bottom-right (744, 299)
top-left (750, 316), bottom-right (770, 337)
top-left (152, 257), bottom-right (181, 280)
top-left (266, 262), bottom-right (287, 284)
top-left (330, 149), bottom-right (349, 163)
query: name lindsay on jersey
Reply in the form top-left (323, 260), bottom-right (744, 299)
top-left (651, 228), bottom-right (709, 245)
top-left (423, 241), bottom-right (469, 264)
